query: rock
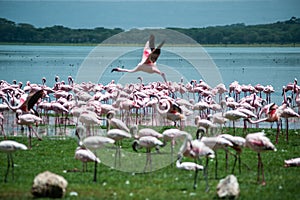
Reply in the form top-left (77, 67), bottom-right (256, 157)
top-left (31, 171), bottom-right (68, 198)
top-left (216, 174), bottom-right (240, 199)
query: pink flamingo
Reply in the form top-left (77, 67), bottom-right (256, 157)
top-left (111, 34), bottom-right (167, 83)
top-left (245, 132), bottom-right (277, 185)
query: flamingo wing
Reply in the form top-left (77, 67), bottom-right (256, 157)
top-left (27, 90), bottom-right (44, 110)
top-left (142, 35), bottom-right (165, 65)
top-left (20, 89), bottom-right (44, 113)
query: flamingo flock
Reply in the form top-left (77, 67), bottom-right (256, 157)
top-left (0, 35), bottom-right (299, 191)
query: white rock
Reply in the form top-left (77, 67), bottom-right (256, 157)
top-left (217, 174), bottom-right (240, 199)
top-left (31, 171), bottom-right (68, 198)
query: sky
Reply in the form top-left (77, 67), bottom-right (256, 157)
top-left (0, 0), bottom-right (299, 30)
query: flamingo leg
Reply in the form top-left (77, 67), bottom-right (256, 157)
top-left (261, 156), bottom-right (266, 185)
top-left (4, 154), bottom-right (10, 182)
top-left (215, 152), bottom-right (218, 179)
top-left (204, 157), bottom-right (210, 192)
top-left (11, 154), bottom-right (14, 181)
top-left (30, 125), bottom-right (42, 140)
top-left (225, 149), bottom-right (228, 173)
top-left (93, 160), bottom-right (97, 182)
top-left (28, 126), bottom-right (32, 149)
top-left (193, 168), bottom-right (199, 190)
top-left (231, 153), bottom-right (238, 174)
top-left (286, 118), bottom-right (289, 142)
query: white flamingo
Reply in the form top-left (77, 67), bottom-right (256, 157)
top-left (107, 128), bottom-right (131, 167)
top-left (75, 146), bottom-right (100, 172)
top-left (0, 140), bottom-right (27, 182)
top-left (75, 125), bottom-right (115, 182)
top-left (132, 136), bottom-right (164, 172)
top-left (111, 34), bottom-right (167, 83)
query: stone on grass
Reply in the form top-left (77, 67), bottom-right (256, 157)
top-left (31, 171), bottom-right (68, 198)
top-left (216, 174), bottom-right (240, 199)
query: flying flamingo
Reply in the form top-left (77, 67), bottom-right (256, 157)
top-left (0, 140), bottom-right (27, 182)
top-left (132, 135), bottom-right (164, 172)
top-left (111, 34), bottom-right (167, 83)
top-left (75, 125), bottom-right (115, 182)
top-left (245, 131), bottom-right (277, 185)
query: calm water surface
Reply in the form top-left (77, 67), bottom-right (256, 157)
top-left (0, 45), bottom-right (299, 105)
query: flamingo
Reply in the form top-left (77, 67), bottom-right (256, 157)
top-left (0, 140), bottom-right (27, 182)
top-left (106, 110), bottom-right (130, 132)
top-left (16, 109), bottom-right (42, 149)
top-left (224, 110), bottom-right (248, 135)
top-left (131, 125), bottom-right (163, 139)
top-left (245, 131), bottom-right (277, 185)
top-left (75, 146), bottom-right (100, 172)
top-left (194, 116), bottom-right (216, 135)
top-left (132, 136), bottom-right (164, 172)
top-left (150, 94), bottom-right (186, 129)
top-left (178, 131), bottom-right (215, 191)
top-left (199, 134), bottom-right (233, 179)
top-left (176, 155), bottom-right (204, 189)
top-left (111, 34), bottom-right (167, 83)
top-left (219, 134), bottom-right (247, 174)
top-left (284, 157), bottom-right (300, 167)
top-left (162, 128), bottom-right (189, 164)
top-left (1, 89), bottom-right (45, 115)
top-left (279, 104), bottom-right (300, 142)
top-left (75, 125), bottom-right (115, 182)
top-left (107, 128), bottom-right (131, 167)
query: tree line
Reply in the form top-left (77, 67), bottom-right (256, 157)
top-left (0, 17), bottom-right (299, 45)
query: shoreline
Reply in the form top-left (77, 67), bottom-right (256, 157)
top-left (0, 42), bottom-right (300, 47)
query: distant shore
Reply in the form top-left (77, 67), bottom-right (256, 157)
top-left (0, 42), bottom-right (300, 47)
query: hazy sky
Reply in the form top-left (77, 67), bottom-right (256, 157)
top-left (0, 0), bottom-right (299, 30)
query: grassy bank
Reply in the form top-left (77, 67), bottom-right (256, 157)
top-left (0, 126), bottom-right (299, 200)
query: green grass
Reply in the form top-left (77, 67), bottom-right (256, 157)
top-left (0, 126), bottom-right (300, 200)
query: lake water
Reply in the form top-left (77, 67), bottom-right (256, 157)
top-left (0, 45), bottom-right (299, 105)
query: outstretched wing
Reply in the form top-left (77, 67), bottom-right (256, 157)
top-left (20, 90), bottom-right (44, 112)
top-left (142, 35), bottom-right (165, 65)
top-left (141, 38), bottom-right (152, 64)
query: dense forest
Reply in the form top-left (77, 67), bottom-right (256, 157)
top-left (0, 17), bottom-right (299, 45)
